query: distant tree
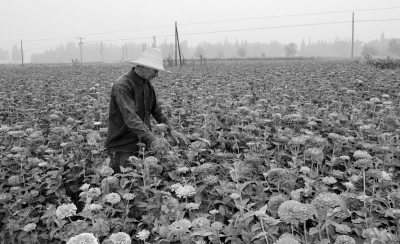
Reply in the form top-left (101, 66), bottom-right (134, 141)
top-left (194, 46), bottom-right (205, 58)
top-left (11, 45), bottom-right (21, 63)
top-left (237, 47), bottom-right (246, 58)
top-left (217, 50), bottom-right (224, 59)
top-left (284, 43), bottom-right (297, 57)
top-left (300, 39), bottom-right (306, 53)
top-left (361, 45), bottom-right (379, 57)
top-left (261, 52), bottom-right (266, 58)
top-left (388, 38), bottom-right (400, 56)
top-left (152, 36), bottom-right (157, 48)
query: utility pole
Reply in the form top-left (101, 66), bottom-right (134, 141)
top-left (175, 24), bottom-right (182, 67)
top-left (21, 40), bottom-right (24, 67)
top-left (76, 37), bottom-right (85, 63)
top-left (351, 12), bottom-right (354, 59)
top-left (175, 21), bottom-right (178, 66)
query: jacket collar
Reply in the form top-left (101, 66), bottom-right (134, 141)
top-left (127, 67), bottom-right (146, 86)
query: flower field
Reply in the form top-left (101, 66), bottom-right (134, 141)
top-left (1, 60), bottom-right (400, 244)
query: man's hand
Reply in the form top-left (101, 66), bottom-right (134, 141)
top-left (170, 130), bottom-right (189, 145)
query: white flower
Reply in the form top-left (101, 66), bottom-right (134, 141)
top-left (136, 229), bottom-right (150, 241)
top-left (381, 171), bottom-right (392, 181)
top-left (299, 166), bottom-right (311, 174)
top-left (343, 182), bottom-right (355, 190)
top-left (105, 193), bottom-right (121, 204)
top-left (67, 233), bottom-right (98, 244)
top-left (122, 193), bottom-right (135, 201)
top-left (209, 209), bottom-right (219, 215)
top-left (230, 193), bottom-right (240, 200)
top-left (22, 223), bottom-right (36, 232)
top-left (175, 185), bottom-right (196, 198)
top-left (56, 203), bottom-right (77, 219)
top-left (185, 203), bottom-right (200, 210)
top-left (109, 232), bottom-right (131, 244)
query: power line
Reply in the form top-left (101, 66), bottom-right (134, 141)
top-left (20, 18), bottom-right (400, 53)
top-left (1, 6), bottom-right (399, 47)
top-left (180, 6), bottom-right (400, 26)
top-left (0, 25), bottom-right (173, 46)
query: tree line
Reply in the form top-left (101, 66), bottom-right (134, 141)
top-left (1, 33), bottom-right (399, 64)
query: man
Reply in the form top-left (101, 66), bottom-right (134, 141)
top-left (105, 48), bottom-right (188, 173)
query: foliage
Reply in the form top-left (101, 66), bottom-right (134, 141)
top-left (237, 48), bottom-right (246, 58)
top-left (361, 45), bottom-right (379, 57)
top-left (364, 55), bottom-right (400, 69)
top-left (1, 60), bottom-right (400, 244)
top-left (284, 43), bottom-right (297, 57)
top-left (388, 38), bottom-right (400, 57)
top-left (194, 46), bottom-right (205, 58)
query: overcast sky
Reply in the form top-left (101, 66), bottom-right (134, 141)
top-left (1, 0), bottom-right (399, 61)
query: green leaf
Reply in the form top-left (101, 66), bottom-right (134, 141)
top-left (251, 232), bottom-right (267, 241)
top-left (308, 227), bottom-right (319, 236)
top-left (190, 231), bottom-right (215, 237)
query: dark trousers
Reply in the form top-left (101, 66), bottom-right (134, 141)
top-left (111, 151), bottom-right (140, 174)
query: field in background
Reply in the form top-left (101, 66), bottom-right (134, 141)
top-left (1, 59), bottom-right (400, 244)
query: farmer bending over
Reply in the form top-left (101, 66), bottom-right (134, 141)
top-left (105, 48), bottom-right (188, 173)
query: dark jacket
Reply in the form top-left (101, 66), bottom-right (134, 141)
top-left (105, 68), bottom-right (169, 152)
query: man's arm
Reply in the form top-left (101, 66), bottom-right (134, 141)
top-left (114, 83), bottom-right (157, 145)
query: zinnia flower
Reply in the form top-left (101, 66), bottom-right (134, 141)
top-left (278, 200), bottom-right (301, 224)
top-left (175, 185), bottom-right (196, 198)
top-left (22, 223), bottom-right (36, 232)
top-left (230, 193), bottom-right (240, 200)
top-left (185, 203), bottom-right (200, 210)
top-left (87, 188), bottom-right (101, 198)
top-left (56, 203), bottom-right (77, 219)
top-left (99, 166), bottom-right (114, 177)
top-left (311, 193), bottom-right (340, 212)
top-left (192, 217), bottom-right (210, 228)
top-left (109, 232), bottom-right (131, 244)
top-left (268, 195), bottom-right (287, 217)
top-left (67, 233), bottom-right (98, 244)
top-left (168, 219), bottom-right (192, 235)
top-left (136, 229), bottom-right (150, 241)
top-left (122, 193), bottom-right (135, 201)
top-left (353, 150), bottom-right (372, 160)
top-left (105, 193), bottom-right (121, 204)
top-left (211, 221), bottom-right (223, 231)
top-left (334, 235), bottom-right (355, 244)
top-left (322, 176), bottom-right (337, 185)
top-left (274, 238), bottom-right (300, 244)
top-left (209, 209), bottom-right (219, 215)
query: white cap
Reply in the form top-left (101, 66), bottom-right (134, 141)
top-left (128, 48), bottom-right (170, 73)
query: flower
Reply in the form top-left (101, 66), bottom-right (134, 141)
top-left (67, 233), bottom-right (98, 244)
top-left (136, 229), bottom-right (150, 241)
top-left (87, 188), bottom-right (102, 198)
top-left (274, 238), bottom-right (300, 244)
top-left (105, 193), bottom-right (121, 204)
top-left (8, 175), bottom-right (20, 186)
top-left (211, 221), bottom-right (223, 231)
top-left (106, 176), bottom-right (119, 185)
top-left (161, 197), bottom-right (179, 214)
top-left (278, 200), bottom-right (301, 224)
top-left (109, 232), bottom-right (131, 244)
top-left (299, 166), bottom-right (311, 174)
top-left (335, 224), bottom-right (352, 234)
top-left (353, 150), bottom-right (372, 160)
top-left (122, 193), bottom-right (135, 201)
top-left (170, 183), bottom-right (182, 191)
top-left (88, 204), bottom-right (103, 211)
top-left (339, 155), bottom-right (350, 160)
top-left (22, 223), bottom-right (36, 232)
top-left (176, 167), bottom-right (190, 173)
top-left (353, 159), bottom-right (373, 168)
top-left (185, 203), bottom-right (200, 210)
top-left (305, 148), bottom-right (323, 159)
top-left (268, 195), bottom-right (287, 217)
top-left (99, 166), bottom-right (114, 177)
top-left (209, 209), bottom-right (219, 215)
top-left (292, 204), bottom-right (315, 222)
top-left (322, 176), bottom-right (337, 185)
top-left (56, 203), bottom-right (77, 219)
top-left (312, 193), bottom-right (340, 212)
top-left (343, 182), bottom-right (355, 190)
top-left (334, 235), bottom-right (355, 244)
top-left (230, 193), bottom-right (240, 200)
top-left (128, 156), bottom-right (140, 164)
top-left (144, 156), bottom-right (158, 165)
top-left (266, 168), bottom-right (290, 182)
top-left (175, 185), bottom-right (196, 198)
top-left (380, 171), bottom-right (392, 181)
top-left (192, 217), bottom-right (210, 228)
top-left (168, 219), bottom-right (192, 235)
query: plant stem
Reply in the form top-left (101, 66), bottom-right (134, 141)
top-left (259, 217), bottom-right (269, 244)
top-left (304, 221), bottom-right (308, 244)
top-left (325, 210), bottom-right (330, 244)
